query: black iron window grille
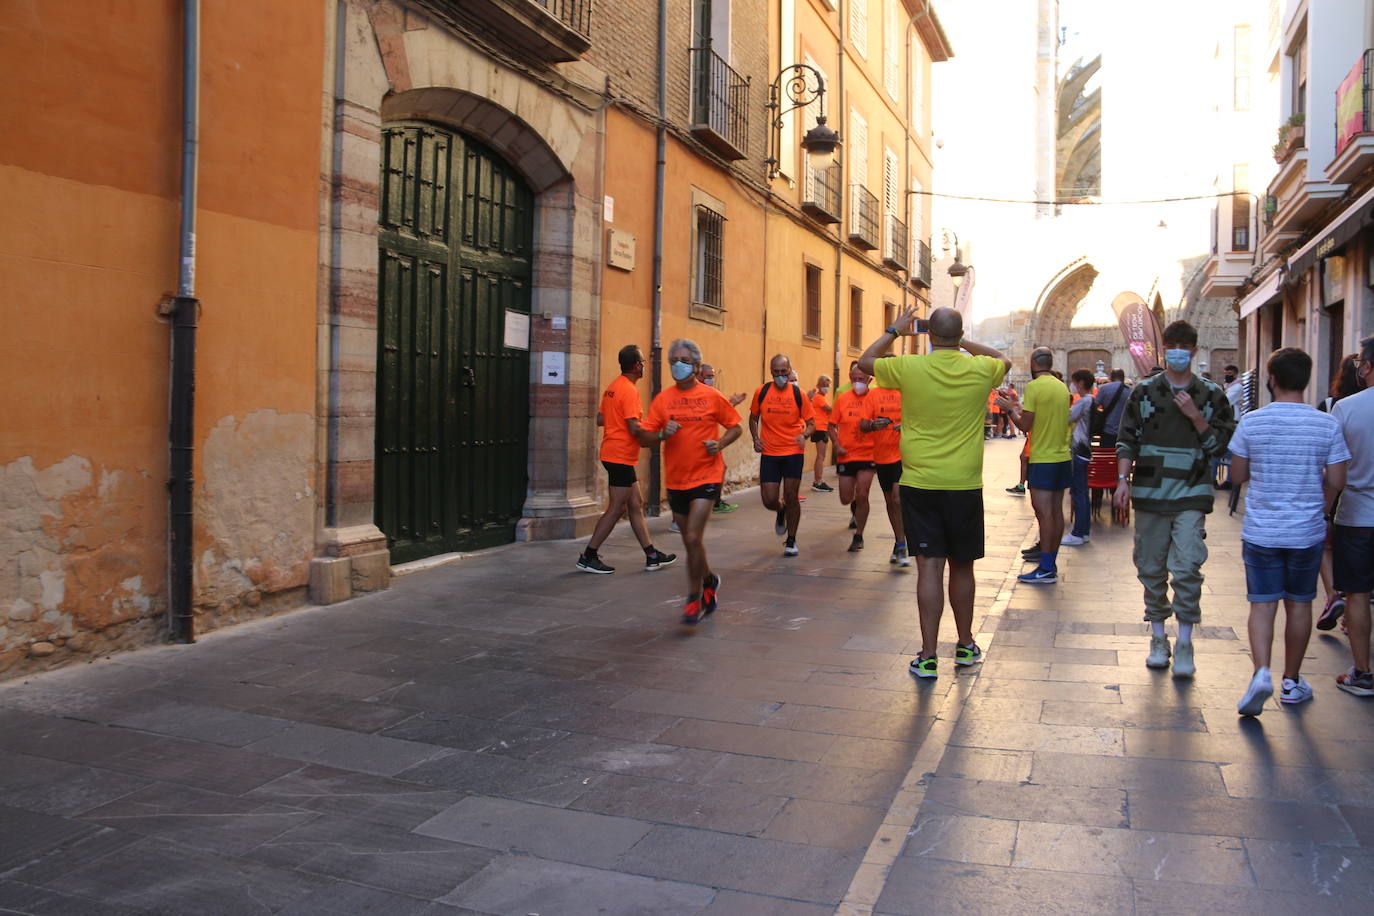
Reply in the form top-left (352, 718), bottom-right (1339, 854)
top-left (534, 0), bottom-right (592, 37)
top-left (848, 185), bottom-right (880, 250)
top-left (802, 162), bottom-right (842, 224)
top-left (694, 205), bottom-right (724, 309)
top-left (913, 239), bottom-right (932, 287)
top-left (883, 214), bottom-right (908, 271)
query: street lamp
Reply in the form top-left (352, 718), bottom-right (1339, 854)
top-left (764, 64), bottom-right (841, 181)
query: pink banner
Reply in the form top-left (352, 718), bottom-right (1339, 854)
top-left (1112, 292), bottom-right (1164, 378)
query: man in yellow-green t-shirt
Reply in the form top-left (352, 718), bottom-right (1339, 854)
top-left (860, 306), bottom-right (1011, 681)
top-left (1001, 347), bottom-right (1072, 585)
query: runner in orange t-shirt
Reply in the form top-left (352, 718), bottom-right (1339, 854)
top-left (830, 361), bottom-right (879, 551)
top-left (808, 374), bottom-right (834, 492)
top-left (577, 345), bottom-right (676, 575)
top-left (639, 339), bottom-right (744, 625)
top-left (868, 382), bottom-right (909, 566)
top-left (749, 354), bottom-right (815, 557)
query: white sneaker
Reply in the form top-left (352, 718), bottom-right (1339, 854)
top-left (669, 520), bottom-right (680, 533)
top-left (1172, 640), bottom-right (1196, 678)
top-left (1145, 635), bottom-right (1171, 669)
top-left (1060, 534), bottom-right (1088, 546)
top-left (1237, 668), bottom-right (1272, 716)
top-left (1280, 676), bottom-right (1313, 705)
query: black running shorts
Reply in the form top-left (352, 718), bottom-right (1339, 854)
top-left (901, 486), bottom-right (985, 562)
top-left (602, 460), bottom-right (637, 488)
top-left (667, 481), bottom-right (721, 516)
top-left (876, 461), bottom-right (902, 490)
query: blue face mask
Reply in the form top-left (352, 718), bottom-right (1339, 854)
top-left (670, 360), bottom-right (696, 382)
top-left (1164, 349), bottom-right (1192, 372)
top-left (773, 375), bottom-right (789, 388)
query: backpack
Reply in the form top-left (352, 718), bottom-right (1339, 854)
top-left (756, 382), bottom-right (805, 414)
top-left (1089, 383), bottom-right (1126, 439)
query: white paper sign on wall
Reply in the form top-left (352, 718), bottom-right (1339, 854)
top-left (541, 351), bottom-right (566, 385)
top-left (503, 309), bottom-right (530, 350)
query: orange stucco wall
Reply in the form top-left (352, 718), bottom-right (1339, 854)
top-left (0, 1), bottom-right (325, 671)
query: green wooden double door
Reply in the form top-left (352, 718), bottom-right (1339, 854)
top-left (376, 123), bottom-right (531, 562)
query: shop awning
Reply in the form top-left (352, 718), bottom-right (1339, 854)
top-left (1237, 270), bottom-right (1281, 319)
top-left (1285, 185), bottom-right (1374, 283)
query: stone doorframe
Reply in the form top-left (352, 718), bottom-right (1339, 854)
top-left (311, 1), bottom-right (604, 604)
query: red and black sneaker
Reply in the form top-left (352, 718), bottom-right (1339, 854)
top-left (682, 597), bottom-right (705, 626)
top-left (702, 572), bottom-right (721, 615)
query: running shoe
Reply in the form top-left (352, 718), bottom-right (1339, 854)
top-left (897, 546), bottom-right (912, 567)
top-left (1237, 668), bottom-right (1272, 716)
top-left (576, 553), bottom-right (614, 574)
top-left (1017, 567), bottom-right (1057, 585)
top-left (1172, 640), bottom-right (1196, 678)
top-left (670, 520), bottom-right (680, 533)
top-left (1005, 483), bottom-right (1026, 495)
top-left (1060, 533), bottom-right (1088, 546)
top-left (1145, 635), bottom-right (1171, 669)
top-left (783, 539), bottom-right (799, 557)
top-left (812, 481), bottom-right (834, 492)
top-left (1316, 592), bottom-right (1346, 631)
top-left (702, 573), bottom-right (721, 615)
top-left (713, 500), bottom-right (740, 514)
top-left (890, 544), bottom-right (910, 567)
top-left (1021, 550), bottom-right (1042, 563)
top-left (1279, 676), bottom-right (1313, 705)
top-left (1336, 668), bottom-right (1374, 697)
top-left (682, 598), bottom-right (705, 626)
top-left (644, 549), bottom-right (677, 571)
top-left (774, 509), bottom-right (787, 536)
top-left (848, 534), bottom-right (865, 552)
top-left (954, 642), bottom-right (983, 667)
top-left (909, 656), bottom-right (938, 679)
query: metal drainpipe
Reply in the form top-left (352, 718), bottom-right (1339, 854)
top-left (905, 5), bottom-right (933, 355)
top-left (325, 0), bottom-right (347, 532)
top-left (648, 0), bottom-right (667, 516)
top-left (833, 0), bottom-right (847, 388)
top-left (168, 0), bottom-right (200, 644)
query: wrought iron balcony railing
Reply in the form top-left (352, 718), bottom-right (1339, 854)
top-left (690, 45), bottom-right (750, 160)
top-left (883, 214), bottom-right (908, 271)
top-left (801, 162), bottom-right (842, 225)
top-left (913, 239), bottom-right (932, 287)
top-left (848, 185), bottom-right (880, 251)
top-left (535, 0), bottom-right (592, 37)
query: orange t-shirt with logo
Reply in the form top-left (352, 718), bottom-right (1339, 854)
top-left (599, 374), bottom-right (644, 466)
top-left (642, 382), bottom-right (742, 490)
top-left (749, 383), bottom-right (815, 456)
top-left (869, 386), bottom-right (903, 465)
top-left (987, 390), bottom-right (1001, 415)
top-left (831, 390), bottom-right (875, 462)
top-left (811, 392), bottom-right (832, 431)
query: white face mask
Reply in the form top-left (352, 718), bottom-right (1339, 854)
top-left (852, 381), bottom-right (869, 395)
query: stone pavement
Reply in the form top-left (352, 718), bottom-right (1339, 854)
top-left (1, 438), bottom-right (1372, 915)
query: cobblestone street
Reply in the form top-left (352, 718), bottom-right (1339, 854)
top-left (2, 439), bottom-right (1372, 915)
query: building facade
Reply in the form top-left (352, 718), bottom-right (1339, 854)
top-left (1226, 0), bottom-right (1374, 395)
top-left (0, 0), bottom-right (952, 675)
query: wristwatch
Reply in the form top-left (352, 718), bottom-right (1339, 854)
top-left (1118, 474), bottom-right (1128, 480)
top-left (885, 326), bottom-right (900, 337)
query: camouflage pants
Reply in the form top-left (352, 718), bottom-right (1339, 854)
top-left (1133, 509), bottom-right (1207, 624)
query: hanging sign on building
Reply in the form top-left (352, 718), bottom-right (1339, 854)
top-left (1112, 291), bottom-right (1165, 378)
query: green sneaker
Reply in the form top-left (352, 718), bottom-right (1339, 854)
top-left (713, 500), bottom-right (739, 514)
top-left (954, 642), bottom-right (983, 667)
top-left (909, 655), bottom-right (938, 679)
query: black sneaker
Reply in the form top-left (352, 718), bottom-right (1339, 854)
top-left (702, 573), bottom-right (721, 615)
top-left (682, 597), bottom-right (705, 625)
top-left (848, 534), bottom-right (864, 552)
top-left (783, 538), bottom-right (799, 557)
top-left (1317, 593), bottom-right (1346, 631)
top-left (774, 509), bottom-right (787, 537)
top-left (645, 549), bottom-right (677, 571)
top-left (576, 553), bottom-right (614, 574)
top-left (812, 481), bottom-right (834, 492)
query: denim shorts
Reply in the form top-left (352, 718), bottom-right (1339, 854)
top-left (1242, 540), bottom-right (1324, 602)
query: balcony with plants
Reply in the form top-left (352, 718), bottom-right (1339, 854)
top-left (1264, 108), bottom-right (1347, 253)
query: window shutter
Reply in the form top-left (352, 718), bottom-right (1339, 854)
top-left (910, 43), bottom-right (923, 132)
top-left (850, 109), bottom-right (868, 233)
top-left (850, 0), bottom-right (868, 59)
top-left (883, 149), bottom-right (898, 215)
top-left (884, 1), bottom-right (899, 99)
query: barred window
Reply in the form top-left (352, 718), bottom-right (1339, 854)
top-left (694, 205), bottom-right (724, 309)
top-left (805, 264), bottom-right (822, 339)
top-left (850, 286), bottom-right (863, 351)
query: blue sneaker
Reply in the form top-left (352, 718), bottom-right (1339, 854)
top-left (1017, 567), bottom-right (1058, 585)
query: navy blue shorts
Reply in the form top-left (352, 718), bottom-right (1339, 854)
top-left (1027, 460), bottom-right (1072, 491)
top-left (1242, 540), bottom-right (1324, 602)
top-left (760, 453), bottom-right (805, 483)
top-left (1333, 525), bottom-right (1374, 594)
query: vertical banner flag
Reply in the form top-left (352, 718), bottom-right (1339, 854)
top-left (1336, 54), bottom-right (1367, 156)
top-left (1111, 292), bottom-right (1165, 377)
top-left (953, 265), bottom-right (975, 321)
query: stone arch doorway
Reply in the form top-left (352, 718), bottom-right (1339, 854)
top-left (1028, 258), bottom-right (1100, 350)
top-left (375, 122), bottom-right (533, 561)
